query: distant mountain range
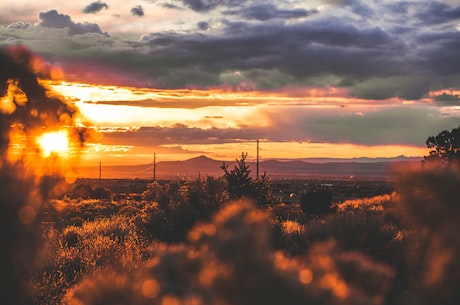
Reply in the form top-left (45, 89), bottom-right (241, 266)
top-left (76, 155), bottom-right (422, 180)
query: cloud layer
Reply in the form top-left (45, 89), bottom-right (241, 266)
top-left (1, 1), bottom-right (459, 100)
top-left (1, 0), bottom-right (460, 160)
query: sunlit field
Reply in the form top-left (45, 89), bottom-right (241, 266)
top-left (2, 46), bottom-right (460, 305)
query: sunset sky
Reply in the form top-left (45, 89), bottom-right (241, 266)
top-left (1, 0), bottom-right (460, 164)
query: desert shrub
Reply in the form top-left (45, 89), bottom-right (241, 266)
top-left (270, 217), bottom-right (309, 256)
top-left (117, 205), bottom-right (140, 217)
top-left (64, 200), bottom-right (395, 305)
top-left (305, 209), bottom-right (404, 266)
top-left (335, 193), bottom-right (397, 211)
top-left (180, 177), bottom-right (221, 214)
top-left (141, 181), bottom-right (163, 202)
top-left (135, 201), bottom-right (206, 243)
top-left (136, 179), bottom-right (225, 244)
top-left (269, 203), bottom-right (306, 222)
top-left (69, 184), bottom-right (92, 199)
top-left (34, 215), bottom-right (147, 304)
top-left (91, 187), bottom-right (111, 200)
top-left (142, 180), bottom-right (184, 208)
top-left (300, 187), bottom-right (335, 216)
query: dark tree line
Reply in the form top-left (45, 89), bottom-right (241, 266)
top-left (424, 125), bottom-right (460, 165)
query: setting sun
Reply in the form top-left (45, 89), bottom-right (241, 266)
top-left (37, 130), bottom-right (70, 158)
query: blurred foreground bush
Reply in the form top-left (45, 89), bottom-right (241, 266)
top-left (396, 167), bottom-right (460, 305)
top-left (63, 200), bottom-right (394, 305)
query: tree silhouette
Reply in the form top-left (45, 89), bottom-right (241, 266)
top-left (424, 125), bottom-right (460, 165)
top-left (221, 153), bottom-right (274, 205)
top-left (221, 153), bottom-right (253, 200)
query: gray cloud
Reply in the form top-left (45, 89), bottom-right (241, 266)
top-left (38, 10), bottom-right (72, 28)
top-left (161, 3), bottom-right (183, 10)
top-left (131, 19), bottom-right (397, 89)
top-left (82, 1), bottom-right (109, 14)
top-left (350, 75), bottom-right (435, 100)
top-left (131, 5), bottom-right (144, 17)
top-left (181, 0), bottom-right (243, 12)
top-left (325, 0), bottom-right (374, 17)
top-left (197, 21), bottom-right (209, 30)
top-left (4, 1), bottom-right (460, 101)
top-left (224, 4), bottom-right (317, 21)
top-left (29, 12), bottom-right (455, 97)
top-left (38, 10), bottom-right (107, 36)
top-left (415, 1), bottom-right (460, 25)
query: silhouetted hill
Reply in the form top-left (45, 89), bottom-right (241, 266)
top-left (76, 156), bottom-right (421, 179)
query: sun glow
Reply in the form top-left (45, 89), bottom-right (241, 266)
top-left (37, 130), bottom-right (70, 158)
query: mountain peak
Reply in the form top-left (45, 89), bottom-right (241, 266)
top-left (188, 155), bottom-right (214, 162)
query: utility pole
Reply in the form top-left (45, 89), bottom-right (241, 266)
top-left (99, 160), bottom-right (102, 187)
top-left (256, 139), bottom-right (260, 180)
top-left (153, 152), bottom-right (156, 182)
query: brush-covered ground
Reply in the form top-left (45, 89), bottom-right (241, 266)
top-left (20, 167), bottom-right (459, 305)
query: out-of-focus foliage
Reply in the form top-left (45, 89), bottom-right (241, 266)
top-left (1, 162), bottom-right (40, 305)
top-left (62, 200), bottom-right (395, 305)
top-left (396, 167), bottom-right (460, 305)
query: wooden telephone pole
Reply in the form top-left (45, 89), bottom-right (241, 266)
top-left (99, 160), bottom-right (102, 187)
top-left (153, 153), bottom-right (156, 182)
top-left (256, 139), bottom-right (260, 180)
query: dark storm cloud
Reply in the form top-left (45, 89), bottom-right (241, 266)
top-left (9, 1), bottom-right (457, 101)
top-left (415, 1), bottom-right (460, 25)
top-left (181, 0), bottom-right (243, 12)
top-left (82, 1), bottom-right (109, 14)
top-left (38, 10), bottom-right (72, 28)
top-left (224, 4), bottom-right (316, 21)
top-left (131, 5), bottom-right (144, 17)
top-left (417, 31), bottom-right (460, 76)
top-left (325, 0), bottom-right (374, 17)
top-left (38, 10), bottom-right (107, 36)
top-left (133, 19), bottom-right (396, 89)
top-left (197, 21), bottom-right (209, 30)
